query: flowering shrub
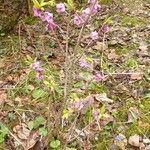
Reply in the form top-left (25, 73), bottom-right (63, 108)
top-left (31, 0), bottom-right (110, 134)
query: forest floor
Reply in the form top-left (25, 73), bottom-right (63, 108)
top-left (0, 1), bottom-right (150, 150)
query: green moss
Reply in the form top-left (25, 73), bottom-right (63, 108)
top-left (24, 17), bottom-right (36, 25)
top-left (126, 58), bottom-right (138, 69)
top-left (121, 16), bottom-right (146, 27)
top-left (126, 122), bottom-right (150, 137)
top-left (113, 107), bottom-right (128, 122)
top-left (96, 141), bottom-right (110, 150)
top-left (115, 47), bottom-right (129, 56)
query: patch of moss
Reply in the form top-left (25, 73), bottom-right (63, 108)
top-left (24, 17), bottom-right (36, 25)
top-left (113, 107), bottom-right (128, 122)
top-left (126, 122), bottom-right (150, 137)
top-left (115, 46), bottom-right (129, 56)
top-left (126, 58), bottom-right (138, 69)
top-left (121, 15), bottom-right (146, 27)
top-left (96, 141), bottom-right (110, 150)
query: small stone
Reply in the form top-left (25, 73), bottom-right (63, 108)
top-left (145, 144), bottom-right (150, 150)
top-left (128, 134), bottom-right (140, 147)
top-left (143, 139), bottom-right (150, 144)
top-left (139, 143), bottom-right (145, 150)
top-left (28, 84), bottom-right (35, 91)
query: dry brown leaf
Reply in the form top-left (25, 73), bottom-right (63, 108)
top-left (93, 42), bottom-right (108, 51)
top-left (128, 107), bottom-right (139, 123)
top-left (0, 90), bottom-right (8, 105)
top-left (100, 113), bottom-right (114, 127)
top-left (13, 124), bottom-right (30, 140)
top-left (95, 93), bottom-right (113, 103)
top-left (13, 124), bottom-right (39, 150)
top-left (130, 73), bottom-right (143, 80)
top-left (108, 49), bottom-right (119, 60)
top-left (24, 131), bottom-right (39, 149)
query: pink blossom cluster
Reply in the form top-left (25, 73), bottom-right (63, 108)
top-left (32, 3), bottom-right (66, 31)
top-left (32, 1), bottom-right (102, 40)
top-left (93, 72), bottom-right (103, 82)
top-left (79, 59), bottom-right (90, 68)
top-left (73, 0), bottom-right (101, 27)
top-left (32, 61), bottom-right (44, 80)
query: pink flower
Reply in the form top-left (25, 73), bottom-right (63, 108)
top-left (45, 22), bottom-right (57, 31)
top-left (93, 109), bottom-right (99, 120)
top-left (32, 8), bottom-right (41, 17)
top-left (56, 3), bottom-right (65, 13)
top-left (79, 60), bottom-right (89, 68)
top-left (74, 101), bottom-right (84, 110)
top-left (90, 31), bottom-right (99, 40)
top-left (35, 67), bottom-right (44, 73)
top-left (41, 12), bottom-right (53, 23)
top-left (82, 8), bottom-right (91, 19)
top-left (88, 0), bottom-right (97, 3)
top-left (36, 72), bottom-right (44, 80)
top-left (36, 68), bottom-right (44, 80)
top-left (32, 61), bottom-right (40, 70)
top-left (73, 15), bottom-right (83, 27)
top-left (93, 73), bottom-right (103, 81)
top-left (102, 25), bottom-right (110, 33)
top-left (91, 3), bottom-right (101, 14)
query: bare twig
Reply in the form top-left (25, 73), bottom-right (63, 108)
top-left (63, 113), bottom-right (79, 150)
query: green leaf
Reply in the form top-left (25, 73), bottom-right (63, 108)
top-left (32, 0), bottom-right (41, 9)
top-left (33, 116), bottom-right (45, 129)
top-left (39, 127), bottom-right (48, 137)
top-left (73, 81), bottom-right (84, 88)
top-left (28, 121), bottom-right (34, 130)
top-left (99, 105), bottom-right (105, 119)
top-left (50, 140), bottom-right (60, 148)
top-left (0, 125), bottom-right (9, 144)
top-left (32, 89), bottom-right (46, 99)
top-left (126, 58), bottom-right (138, 69)
top-left (0, 134), bottom-right (5, 143)
top-left (62, 109), bottom-right (70, 119)
top-left (66, 0), bottom-right (75, 11)
top-left (144, 93), bottom-right (150, 99)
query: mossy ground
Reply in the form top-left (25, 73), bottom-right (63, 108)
top-left (0, 1), bottom-right (150, 149)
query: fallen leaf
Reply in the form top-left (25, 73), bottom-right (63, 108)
top-left (13, 124), bottom-right (39, 150)
top-left (14, 123), bottom-right (30, 140)
top-left (130, 73), bottom-right (143, 80)
top-left (128, 107), bottom-right (139, 123)
top-left (108, 49), bottom-right (119, 61)
top-left (24, 131), bottom-right (39, 149)
top-left (0, 90), bottom-right (8, 105)
top-left (95, 93), bottom-right (113, 103)
top-left (100, 113), bottom-right (114, 127)
top-left (93, 42), bottom-right (108, 51)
